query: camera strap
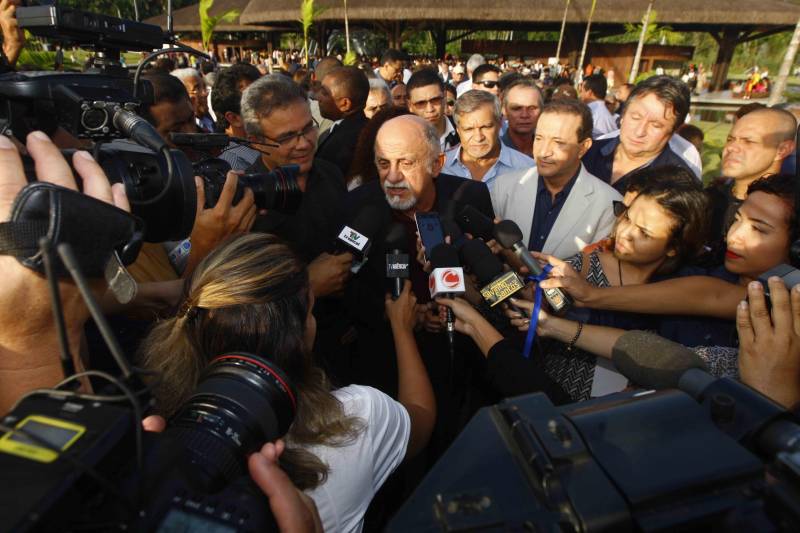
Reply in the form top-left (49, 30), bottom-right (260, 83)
top-left (0, 183), bottom-right (145, 303)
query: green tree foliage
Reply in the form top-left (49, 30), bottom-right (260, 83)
top-left (199, 0), bottom-right (239, 50)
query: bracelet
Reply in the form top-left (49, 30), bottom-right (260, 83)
top-left (566, 321), bottom-right (584, 351)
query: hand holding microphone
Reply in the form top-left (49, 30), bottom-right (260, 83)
top-left (428, 243), bottom-right (466, 349)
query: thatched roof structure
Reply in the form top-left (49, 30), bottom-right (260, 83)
top-left (240, 0), bottom-right (800, 29)
top-left (145, 0), bottom-right (279, 33)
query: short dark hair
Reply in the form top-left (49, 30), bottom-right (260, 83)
top-left (472, 64), bottom-right (501, 83)
top-left (626, 75), bottom-right (690, 132)
top-left (540, 99), bottom-right (593, 142)
top-left (380, 49), bottom-right (405, 66)
top-left (211, 63), bottom-right (261, 130)
top-left (502, 78), bottom-right (543, 108)
top-left (582, 73), bottom-right (607, 99)
top-left (676, 123), bottom-right (704, 146)
top-left (326, 66), bottom-right (370, 109)
top-left (498, 71), bottom-right (524, 93)
top-left (747, 173), bottom-right (799, 246)
top-left (140, 72), bottom-right (189, 124)
top-left (624, 165), bottom-right (709, 274)
top-left (406, 68), bottom-right (444, 95)
top-left (444, 83), bottom-right (457, 97)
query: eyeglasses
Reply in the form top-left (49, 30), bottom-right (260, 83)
top-left (475, 80), bottom-right (499, 89)
top-left (256, 118), bottom-right (319, 147)
top-left (410, 94), bottom-right (444, 110)
top-left (612, 200), bottom-right (627, 217)
top-left (446, 100), bottom-right (456, 106)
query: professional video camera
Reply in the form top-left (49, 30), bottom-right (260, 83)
top-left (388, 331), bottom-right (800, 532)
top-left (0, 3), bottom-right (302, 245)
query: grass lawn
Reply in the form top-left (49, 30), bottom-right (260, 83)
top-left (696, 119), bottom-right (732, 184)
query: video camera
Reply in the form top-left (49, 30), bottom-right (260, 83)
top-left (1, 3), bottom-right (302, 246)
top-left (388, 334), bottom-right (800, 532)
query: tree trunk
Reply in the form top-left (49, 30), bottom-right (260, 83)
top-left (555, 0), bottom-right (570, 60)
top-left (768, 16), bottom-right (800, 106)
top-left (629, 1), bottom-right (654, 83)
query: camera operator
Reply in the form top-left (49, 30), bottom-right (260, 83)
top-left (139, 233), bottom-right (435, 532)
top-left (240, 75), bottom-right (352, 296)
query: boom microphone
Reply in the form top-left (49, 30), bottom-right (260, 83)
top-left (459, 239), bottom-right (525, 307)
top-left (385, 222), bottom-right (410, 300)
top-left (493, 219), bottom-right (571, 313)
top-left (611, 330), bottom-right (709, 390)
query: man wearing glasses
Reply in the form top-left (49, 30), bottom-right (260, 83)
top-left (171, 68), bottom-right (215, 133)
top-left (492, 99), bottom-right (620, 259)
top-left (406, 69), bottom-right (459, 152)
top-left (241, 76), bottom-right (353, 299)
top-left (470, 64), bottom-right (502, 98)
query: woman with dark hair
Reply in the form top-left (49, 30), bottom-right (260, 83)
top-left (139, 233), bottom-right (435, 532)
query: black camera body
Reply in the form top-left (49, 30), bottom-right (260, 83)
top-left (0, 353), bottom-right (297, 533)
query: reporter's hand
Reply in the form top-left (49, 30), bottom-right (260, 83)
top-left (420, 302), bottom-right (444, 333)
top-left (0, 131), bottom-right (130, 414)
top-left (505, 297), bottom-right (554, 336)
top-left (737, 278), bottom-right (800, 409)
top-left (414, 235), bottom-right (431, 273)
top-left (188, 172), bottom-right (256, 274)
top-left (535, 253), bottom-right (592, 306)
top-left (385, 280), bottom-right (417, 332)
top-left (434, 297), bottom-right (482, 336)
top-left (308, 252), bottom-right (353, 297)
top-left (248, 440), bottom-right (323, 533)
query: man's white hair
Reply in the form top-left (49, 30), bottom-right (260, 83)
top-left (170, 67), bottom-right (201, 83)
top-left (466, 54), bottom-right (486, 76)
top-left (368, 77), bottom-right (391, 99)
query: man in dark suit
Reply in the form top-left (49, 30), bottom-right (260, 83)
top-left (315, 66), bottom-right (370, 178)
top-left (341, 115), bottom-right (495, 458)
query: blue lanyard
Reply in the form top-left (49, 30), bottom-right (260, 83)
top-left (522, 264), bottom-right (553, 359)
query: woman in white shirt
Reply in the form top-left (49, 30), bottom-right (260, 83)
top-left (140, 232), bottom-right (435, 532)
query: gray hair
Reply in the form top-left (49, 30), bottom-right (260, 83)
top-left (501, 78), bottom-right (543, 109)
top-left (368, 77), bottom-right (391, 100)
top-left (466, 54), bottom-right (485, 75)
top-left (419, 119), bottom-right (442, 168)
top-left (454, 90), bottom-right (501, 127)
top-left (170, 67), bottom-right (201, 83)
top-left (240, 76), bottom-right (308, 137)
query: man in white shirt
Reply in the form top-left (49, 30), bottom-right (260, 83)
top-left (442, 90), bottom-right (534, 191)
top-left (580, 73), bottom-right (617, 138)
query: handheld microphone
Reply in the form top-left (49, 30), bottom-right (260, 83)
top-left (429, 244), bottom-right (465, 350)
top-left (611, 330), bottom-right (709, 390)
top-left (385, 222), bottom-right (410, 300)
top-left (335, 204), bottom-right (388, 273)
top-left (441, 218), bottom-right (467, 250)
top-left (493, 219), bottom-right (571, 313)
top-left (459, 239), bottom-right (525, 307)
top-left (455, 204), bottom-right (495, 241)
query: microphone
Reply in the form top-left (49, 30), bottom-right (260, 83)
top-left (493, 219), bottom-right (571, 313)
top-left (455, 204), bottom-right (495, 241)
top-left (441, 218), bottom-right (467, 250)
top-left (611, 330), bottom-right (709, 390)
top-left (385, 222), bottom-right (410, 300)
top-left (335, 204), bottom-right (388, 273)
top-left (459, 239), bottom-right (525, 307)
top-left (429, 243), bottom-right (465, 349)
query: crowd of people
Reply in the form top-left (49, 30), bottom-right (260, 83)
top-left (1, 6), bottom-right (800, 526)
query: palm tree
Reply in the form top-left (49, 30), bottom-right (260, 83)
top-left (199, 0), bottom-right (240, 53)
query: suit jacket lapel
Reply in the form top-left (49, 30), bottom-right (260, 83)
top-left (516, 169), bottom-right (539, 247)
top-left (543, 166), bottom-right (592, 255)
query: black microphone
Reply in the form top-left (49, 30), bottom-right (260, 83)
top-left (459, 239), bottom-right (526, 307)
top-left (611, 330), bottom-right (709, 390)
top-left (493, 219), bottom-right (571, 313)
top-left (385, 222), bottom-right (410, 300)
top-left (429, 243), bottom-right (465, 350)
top-left (441, 218), bottom-right (467, 250)
top-left (334, 204), bottom-right (389, 272)
top-left (455, 204), bottom-right (495, 241)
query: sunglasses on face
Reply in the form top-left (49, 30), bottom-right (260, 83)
top-left (475, 80), bottom-right (498, 89)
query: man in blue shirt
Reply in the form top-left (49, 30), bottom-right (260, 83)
top-left (443, 90), bottom-right (534, 192)
top-left (581, 75), bottom-right (694, 195)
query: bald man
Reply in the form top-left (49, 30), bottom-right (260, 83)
top-left (315, 66), bottom-right (370, 177)
top-left (339, 115), bottom-right (495, 400)
top-left (706, 107), bottom-right (797, 264)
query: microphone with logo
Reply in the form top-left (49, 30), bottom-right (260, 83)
top-left (385, 222), bottom-right (410, 300)
top-left (493, 219), bottom-right (571, 314)
top-left (459, 239), bottom-right (526, 307)
top-left (429, 243), bottom-right (466, 354)
top-left (334, 204), bottom-right (389, 273)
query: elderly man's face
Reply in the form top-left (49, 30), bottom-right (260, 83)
top-left (456, 103), bottom-right (500, 160)
top-left (181, 75), bottom-right (209, 118)
top-left (375, 120), bottom-right (438, 211)
top-left (365, 88), bottom-right (390, 118)
top-left (619, 92), bottom-right (675, 159)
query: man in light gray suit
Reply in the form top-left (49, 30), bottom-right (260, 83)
top-left (492, 100), bottom-right (621, 259)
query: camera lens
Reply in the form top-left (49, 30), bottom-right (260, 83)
top-left (238, 164), bottom-right (302, 213)
top-left (167, 353), bottom-right (297, 490)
